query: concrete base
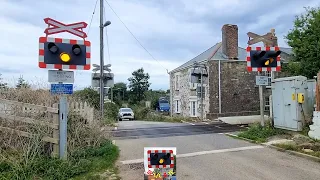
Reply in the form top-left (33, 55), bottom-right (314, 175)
top-left (218, 115), bottom-right (270, 125)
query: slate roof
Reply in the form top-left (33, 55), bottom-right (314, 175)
top-left (170, 42), bottom-right (293, 73)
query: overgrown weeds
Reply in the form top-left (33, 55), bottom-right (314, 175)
top-left (238, 122), bottom-right (287, 143)
top-left (0, 87), bottom-right (119, 179)
top-left (131, 106), bottom-right (193, 123)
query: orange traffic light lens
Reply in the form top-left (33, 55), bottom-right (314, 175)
top-left (60, 52), bottom-right (71, 62)
top-left (159, 158), bottom-right (164, 164)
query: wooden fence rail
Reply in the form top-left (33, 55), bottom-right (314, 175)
top-left (0, 98), bottom-right (95, 157)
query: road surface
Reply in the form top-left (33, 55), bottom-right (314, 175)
top-left (113, 120), bottom-right (320, 180)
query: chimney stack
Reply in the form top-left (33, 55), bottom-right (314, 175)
top-left (222, 24), bottom-right (238, 59)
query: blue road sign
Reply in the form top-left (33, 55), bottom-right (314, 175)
top-left (50, 84), bottom-right (73, 95)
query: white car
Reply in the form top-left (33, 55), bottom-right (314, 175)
top-left (118, 108), bottom-right (135, 121)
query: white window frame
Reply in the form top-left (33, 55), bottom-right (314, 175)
top-left (189, 96), bottom-right (198, 117)
top-left (261, 71), bottom-right (272, 88)
top-left (265, 96), bottom-right (270, 111)
top-left (188, 68), bottom-right (197, 90)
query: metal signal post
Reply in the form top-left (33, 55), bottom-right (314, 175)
top-left (246, 29), bottom-right (281, 127)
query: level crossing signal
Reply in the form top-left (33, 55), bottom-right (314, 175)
top-left (246, 46), bottom-right (281, 72)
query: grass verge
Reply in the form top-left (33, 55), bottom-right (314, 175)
top-left (0, 140), bottom-right (119, 180)
top-left (273, 143), bottom-right (320, 158)
top-left (237, 123), bottom-right (287, 143)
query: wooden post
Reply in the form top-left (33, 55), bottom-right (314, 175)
top-left (316, 72), bottom-right (320, 111)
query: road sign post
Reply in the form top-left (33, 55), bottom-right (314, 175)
top-left (39, 17), bottom-right (90, 159)
top-left (246, 29), bottom-right (280, 127)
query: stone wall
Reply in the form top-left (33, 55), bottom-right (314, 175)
top-left (170, 65), bottom-right (210, 118)
top-left (207, 60), bottom-right (265, 119)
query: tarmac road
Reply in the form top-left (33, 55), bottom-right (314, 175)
top-left (114, 121), bottom-right (320, 180)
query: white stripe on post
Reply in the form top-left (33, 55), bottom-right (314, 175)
top-left (39, 56), bottom-right (44, 62)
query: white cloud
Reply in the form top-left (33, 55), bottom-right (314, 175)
top-left (0, 0), bottom-right (316, 91)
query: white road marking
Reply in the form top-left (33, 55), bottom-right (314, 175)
top-left (202, 122), bottom-right (209, 125)
top-left (181, 120), bottom-right (195, 125)
top-left (215, 125), bottom-right (222, 129)
top-left (218, 133), bottom-right (225, 135)
top-left (120, 145), bottom-right (264, 164)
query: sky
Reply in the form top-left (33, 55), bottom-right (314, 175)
top-left (0, 0), bottom-right (319, 90)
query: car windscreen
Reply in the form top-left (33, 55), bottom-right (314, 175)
top-left (120, 108), bottom-right (132, 112)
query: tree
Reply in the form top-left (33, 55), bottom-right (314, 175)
top-left (128, 68), bottom-right (151, 104)
top-left (0, 73), bottom-right (8, 89)
top-left (285, 6), bottom-right (320, 78)
top-left (145, 89), bottom-right (167, 110)
top-left (16, 76), bottom-right (30, 89)
top-left (109, 82), bottom-right (128, 106)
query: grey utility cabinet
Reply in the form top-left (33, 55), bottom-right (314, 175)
top-left (271, 76), bottom-right (308, 131)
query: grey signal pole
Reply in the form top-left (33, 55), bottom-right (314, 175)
top-left (99, 0), bottom-right (105, 119)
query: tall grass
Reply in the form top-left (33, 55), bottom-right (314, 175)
top-left (0, 86), bottom-right (118, 179)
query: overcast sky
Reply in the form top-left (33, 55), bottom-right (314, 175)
top-left (0, 0), bottom-right (319, 90)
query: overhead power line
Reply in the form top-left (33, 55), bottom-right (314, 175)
top-left (87, 0), bottom-right (99, 36)
top-left (104, 0), bottom-right (169, 74)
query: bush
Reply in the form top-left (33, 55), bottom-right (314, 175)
top-left (73, 88), bottom-right (99, 109)
top-left (0, 87), bottom-right (119, 180)
top-left (0, 140), bottom-right (119, 180)
top-left (130, 105), bottom-right (193, 123)
top-left (104, 102), bottom-right (119, 124)
top-left (238, 123), bottom-right (287, 143)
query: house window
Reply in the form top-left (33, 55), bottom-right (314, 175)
top-left (265, 96), bottom-right (270, 111)
top-left (261, 71), bottom-right (272, 87)
top-left (175, 100), bottom-right (181, 113)
top-left (175, 74), bottom-right (179, 90)
top-left (189, 100), bottom-right (197, 117)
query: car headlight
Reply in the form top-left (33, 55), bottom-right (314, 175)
top-left (132, 113), bottom-right (134, 116)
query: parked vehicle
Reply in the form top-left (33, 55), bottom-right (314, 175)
top-left (156, 97), bottom-right (170, 113)
top-left (118, 108), bottom-right (135, 121)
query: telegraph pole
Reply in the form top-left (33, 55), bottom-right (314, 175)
top-left (99, 0), bottom-right (104, 118)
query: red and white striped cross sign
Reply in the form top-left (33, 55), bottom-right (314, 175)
top-left (38, 37), bottom-right (91, 70)
top-left (44, 18), bottom-right (88, 39)
top-left (246, 46), bottom-right (281, 72)
top-left (147, 149), bottom-right (174, 168)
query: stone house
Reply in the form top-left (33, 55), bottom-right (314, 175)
top-left (169, 24), bottom-right (293, 120)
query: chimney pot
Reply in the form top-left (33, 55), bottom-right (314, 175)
top-left (222, 24), bottom-right (238, 59)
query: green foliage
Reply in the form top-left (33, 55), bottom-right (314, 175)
top-left (131, 106), bottom-right (192, 123)
top-left (73, 88), bottom-right (100, 109)
top-left (145, 90), bottom-right (168, 109)
top-left (128, 68), bottom-right (151, 104)
top-left (16, 75), bottom-right (30, 89)
top-left (238, 123), bottom-right (287, 143)
top-left (109, 82), bottom-right (128, 106)
top-left (104, 102), bottom-right (119, 124)
top-left (285, 6), bottom-right (320, 78)
top-left (0, 141), bottom-right (119, 180)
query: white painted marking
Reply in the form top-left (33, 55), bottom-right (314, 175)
top-left (181, 120), bottom-right (195, 125)
top-left (120, 145), bottom-right (264, 164)
top-left (218, 133), bottom-right (224, 135)
top-left (202, 122), bottom-right (209, 125)
top-left (215, 126), bottom-right (222, 129)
